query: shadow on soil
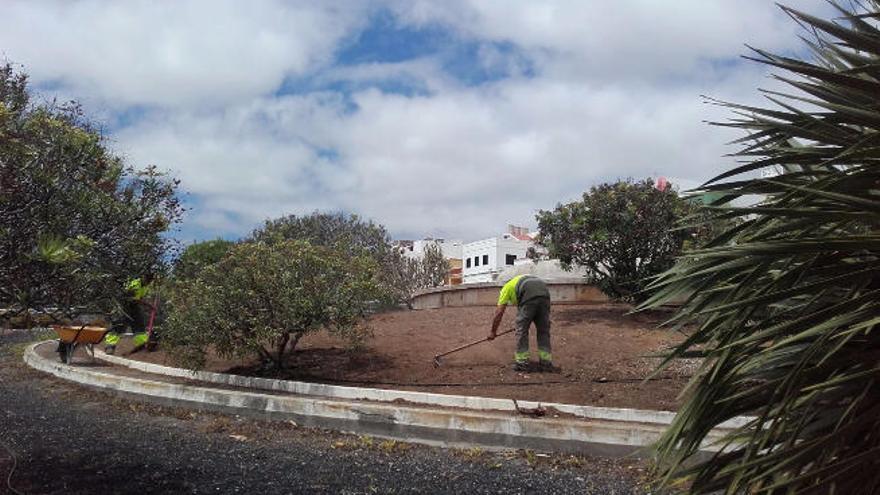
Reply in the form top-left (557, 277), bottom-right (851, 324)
top-left (227, 347), bottom-right (394, 382)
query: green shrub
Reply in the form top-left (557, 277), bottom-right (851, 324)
top-left (535, 179), bottom-right (697, 302)
top-left (162, 240), bottom-right (381, 370)
top-left (174, 238), bottom-right (235, 280)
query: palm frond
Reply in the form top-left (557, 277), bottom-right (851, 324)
top-left (643, 2), bottom-right (880, 493)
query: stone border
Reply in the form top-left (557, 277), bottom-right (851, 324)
top-left (25, 341), bottom-right (738, 456)
top-left (92, 348), bottom-right (669, 421)
top-left (91, 347), bottom-right (750, 430)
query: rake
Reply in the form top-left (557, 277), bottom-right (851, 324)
top-left (432, 327), bottom-right (514, 367)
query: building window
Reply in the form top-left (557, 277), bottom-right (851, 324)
top-left (474, 256), bottom-right (479, 267)
top-left (482, 254), bottom-right (489, 265)
top-left (466, 258), bottom-right (471, 268)
top-left (506, 254), bottom-right (517, 265)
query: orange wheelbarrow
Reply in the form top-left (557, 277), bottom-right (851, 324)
top-left (52, 325), bottom-right (110, 364)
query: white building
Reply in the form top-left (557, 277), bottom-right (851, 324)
top-left (461, 230), bottom-right (534, 284)
top-left (398, 238), bottom-right (463, 260)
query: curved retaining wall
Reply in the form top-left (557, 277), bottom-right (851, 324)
top-left (25, 341), bottom-right (744, 456)
top-left (92, 346), bottom-right (682, 424)
top-left (411, 281), bottom-right (608, 310)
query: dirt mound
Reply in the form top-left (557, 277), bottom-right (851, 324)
top-left (125, 304), bottom-right (694, 411)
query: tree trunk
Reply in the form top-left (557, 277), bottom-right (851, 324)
top-left (256, 345), bottom-right (273, 369)
top-left (287, 332), bottom-right (303, 354)
top-left (275, 332), bottom-right (290, 370)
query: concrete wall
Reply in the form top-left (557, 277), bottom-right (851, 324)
top-left (411, 281), bottom-right (608, 309)
top-left (498, 259), bottom-right (588, 283)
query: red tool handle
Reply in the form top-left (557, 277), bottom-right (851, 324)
top-left (145, 296), bottom-right (159, 337)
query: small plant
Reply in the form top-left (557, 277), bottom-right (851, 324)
top-left (457, 446), bottom-right (485, 459)
top-left (366, 474), bottom-right (379, 494)
top-left (358, 435), bottom-right (374, 448)
top-left (378, 439), bottom-right (398, 453)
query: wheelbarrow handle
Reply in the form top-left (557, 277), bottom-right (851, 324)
top-left (435, 327), bottom-right (515, 359)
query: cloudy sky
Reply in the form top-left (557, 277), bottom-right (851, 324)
top-left (1, 0), bottom-right (832, 242)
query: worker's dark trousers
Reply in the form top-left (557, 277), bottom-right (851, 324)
top-left (105, 299), bottom-right (146, 349)
top-left (514, 296), bottom-right (552, 364)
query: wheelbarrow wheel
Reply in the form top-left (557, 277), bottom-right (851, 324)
top-left (63, 343), bottom-right (76, 364)
top-left (57, 341), bottom-right (67, 363)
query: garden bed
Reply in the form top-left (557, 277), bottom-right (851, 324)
top-left (120, 304), bottom-right (695, 411)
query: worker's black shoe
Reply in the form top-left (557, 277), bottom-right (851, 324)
top-left (538, 361), bottom-right (562, 373)
top-left (512, 361), bottom-right (530, 372)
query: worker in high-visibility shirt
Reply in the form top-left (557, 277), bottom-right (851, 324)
top-left (104, 277), bottom-right (151, 354)
top-left (488, 274), bottom-right (559, 372)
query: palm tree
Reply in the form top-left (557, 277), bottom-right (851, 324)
top-left (642, 3), bottom-right (880, 493)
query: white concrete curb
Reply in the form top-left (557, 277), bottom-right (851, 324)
top-left (25, 341), bottom-right (738, 456)
top-left (92, 347), bottom-right (751, 430)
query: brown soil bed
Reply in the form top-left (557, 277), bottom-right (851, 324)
top-left (122, 304), bottom-right (695, 411)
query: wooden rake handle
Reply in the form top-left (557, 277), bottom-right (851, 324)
top-left (433, 327), bottom-right (515, 365)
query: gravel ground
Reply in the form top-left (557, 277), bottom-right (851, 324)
top-left (1, 329), bottom-right (650, 494)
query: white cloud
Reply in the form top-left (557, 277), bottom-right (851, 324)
top-left (2, 0), bottom-right (835, 241)
top-left (112, 94), bottom-right (354, 235)
top-left (0, 0), bottom-right (367, 108)
top-left (389, 0), bottom-right (833, 81)
top-left (114, 65), bottom-right (770, 239)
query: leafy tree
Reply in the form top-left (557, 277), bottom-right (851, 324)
top-left (642, 3), bottom-right (880, 493)
top-left (174, 238), bottom-right (235, 280)
top-left (420, 243), bottom-right (450, 288)
top-left (381, 248), bottom-right (423, 309)
top-left (251, 211), bottom-right (438, 308)
top-left (381, 243), bottom-right (450, 309)
top-left (0, 63), bottom-right (182, 323)
top-left (162, 240), bottom-right (381, 370)
top-left (251, 211), bottom-right (390, 261)
top-left (534, 179), bottom-right (696, 301)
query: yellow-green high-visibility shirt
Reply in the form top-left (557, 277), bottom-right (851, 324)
top-left (498, 275), bottom-right (525, 306)
top-left (498, 275), bottom-right (551, 306)
top-left (126, 278), bottom-right (150, 301)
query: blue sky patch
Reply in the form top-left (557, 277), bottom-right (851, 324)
top-left (275, 8), bottom-right (536, 102)
top-left (442, 40), bottom-right (536, 85)
top-left (336, 9), bottom-right (451, 65)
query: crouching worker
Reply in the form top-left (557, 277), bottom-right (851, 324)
top-left (104, 277), bottom-right (151, 355)
top-left (488, 275), bottom-right (559, 372)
